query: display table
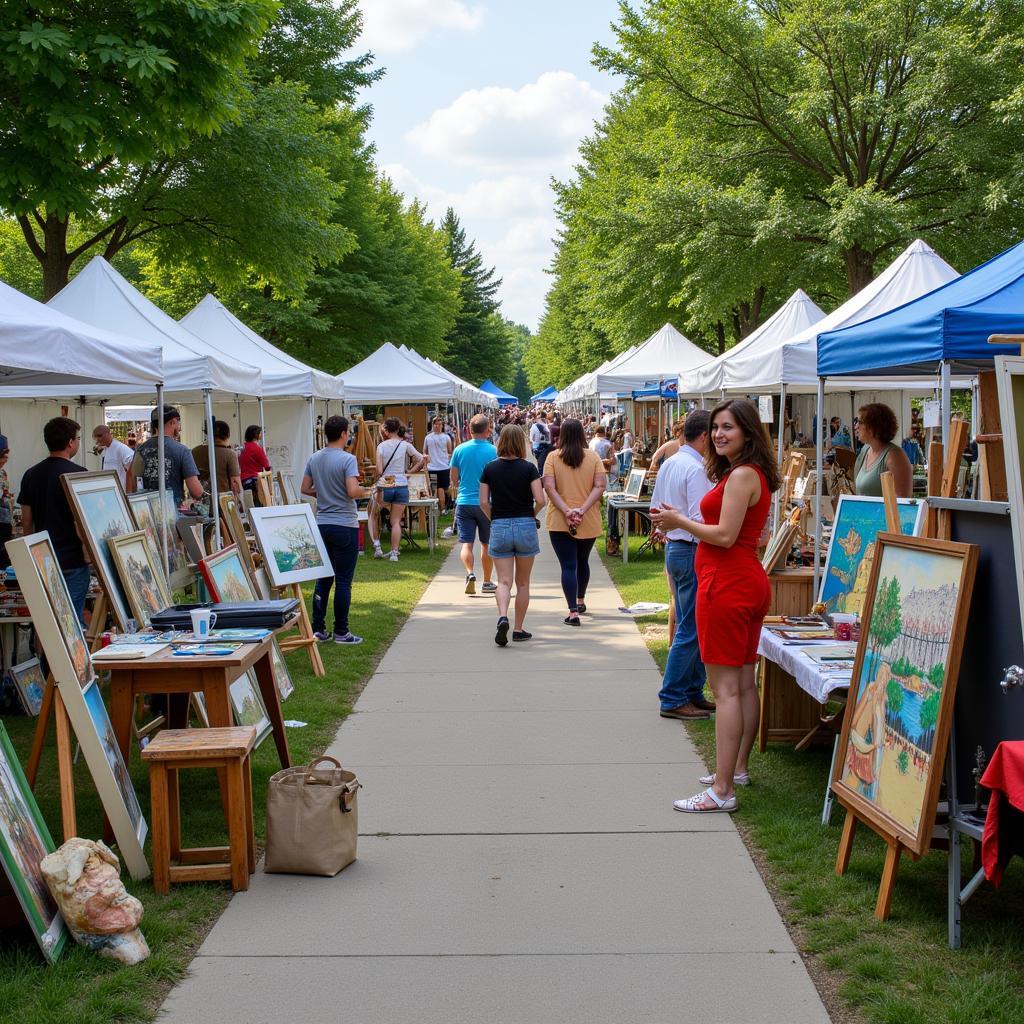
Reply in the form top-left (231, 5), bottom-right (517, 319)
top-left (405, 497), bottom-right (438, 552)
top-left (606, 495), bottom-right (653, 564)
top-left (100, 632), bottom-right (290, 772)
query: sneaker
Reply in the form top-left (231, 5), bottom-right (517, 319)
top-left (442, 527), bottom-right (454, 538)
top-left (333, 632), bottom-right (363, 645)
top-left (481, 581), bottom-right (497, 594)
top-left (388, 550), bottom-right (399, 562)
top-left (495, 616), bottom-right (510, 647)
top-left (465, 573), bottom-right (477, 595)
top-left (313, 630), bottom-right (331, 642)
top-left (373, 546), bottom-right (384, 559)
top-left (512, 630), bottom-right (532, 642)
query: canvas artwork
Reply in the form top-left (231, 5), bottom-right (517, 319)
top-left (0, 722), bottom-right (67, 963)
top-left (109, 531), bottom-right (172, 629)
top-left (623, 468), bottom-right (646, 500)
top-left (199, 546), bottom-right (257, 603)
top-left (83, 683), bottom-right (145, 833)
top-left (270, 639), bottom-right (294, 702)
top-left (30, 539), bottom-right (94, 690)
top-left (229, 670), bottom-right (272, 746)
top-left (175, 518), bottom-right (206, 565)
top-left (818, 495), bottom-right (924, 617)
top-left (833, 535), bottom-right (977, 855)
top-left (62, 471), bottom-right (136, 630)
top-left (249, 505), bottom-right (332, 588)
top-left (277, 471), bottom-right (299, 505)
top-left (11, 658), bottom-right (46, 716)
top-left (128, 490), bottom-right (191, 590)
top-left (406, 472), bottom-right (429, 499)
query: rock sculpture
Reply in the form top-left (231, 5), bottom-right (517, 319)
top-left (40, 838), bottom-right (149, 965)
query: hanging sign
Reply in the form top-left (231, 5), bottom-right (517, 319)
top-left (758, 395), bottom-right (774, 423)
top-left (923, 398), bottom-right (941, 428)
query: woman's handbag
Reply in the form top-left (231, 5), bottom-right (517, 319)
top-left (264, 756), bottom-right (361, 876)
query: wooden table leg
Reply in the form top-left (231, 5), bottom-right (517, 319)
top-left (109, 671), bottom-right (136, 768)
top-left (150, 762), bottom-right (171, 895)
top-left (167, 768), bottom-right (181, 863)
top-left (203, 670), bottom-right (233, 820)
top-left (225, 760), bottom-right (249, 892)
top-left (242, 753), bottom-right (255, 874)
top-left (253, 650), bottom-right (290, 768)
top-left (757, 657), bottom-right (770, 754)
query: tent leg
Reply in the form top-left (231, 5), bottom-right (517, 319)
top-left (941, 360), bottom-right (952, 443)
top-left (205, 391), bottom-right (221, 552)
top-left (258, 397), bottom-right (266, 452)
top-left (156, 386), bottom-right (168, 579)
top-left (814, 377), bottom-right (825, 598)
top-left (774, 383), bottom-right (787, 529)
top-left (307, 396), bottom-right (316, 455)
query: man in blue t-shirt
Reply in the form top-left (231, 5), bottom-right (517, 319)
top-left (449, 414), bottom-right (497, 595)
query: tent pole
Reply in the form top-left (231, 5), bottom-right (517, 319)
top-left (156, 385), bottom-right (168, 578)
top-left (205, 389), bottom-right (221, 552)
top-left (774, 383), bottom-right (787, 530)
top-left (940, 360), bottom-right (952, 443)
top-left (307, 396), bottom-right (316, 454)
top-left (814, 376), bottom-right (825, 599)
top-left (971, 378), bottom-right (979, 442)
top-left (258, 397), bottom-right (266, 451)
top-left (235, 396), bottom-right (241, 440)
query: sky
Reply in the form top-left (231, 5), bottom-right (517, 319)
top-left (356, 0), bottom-right (623, 332)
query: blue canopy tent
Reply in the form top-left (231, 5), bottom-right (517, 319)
top-left (630, 380), bottom-right (679, 401)
top-left (530, 385), bottom-right (558, 402)
top-left (479, 378), bottom-right (519, 406)
top-left (811, 239), bottom-right (1024, 593)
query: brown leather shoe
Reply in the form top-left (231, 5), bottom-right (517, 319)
top-left (691, 697), bottom-right (717, 713)
top-left (660, 703), bottom-right (710, 720)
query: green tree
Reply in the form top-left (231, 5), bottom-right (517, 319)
top-left (918, 688), bottom-right (941, 749)
top-left (886, 676), bottom-right (904, 716)
top-left (596, 0), bottom-right (1024, 295)
top-left (0, 0), bottom-right (277, 296)
top-left (869, 576), bottom-right (902, 665)
top-left (440, 209), bottom-right (512, 387)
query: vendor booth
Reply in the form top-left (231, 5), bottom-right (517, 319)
top-left (530, 385), bottom-right (558, 403)
top-left (479, 378), bottom-right (518, 406)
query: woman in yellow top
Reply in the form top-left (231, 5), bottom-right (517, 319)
top-left (543, 418), bottom-right (608, 625)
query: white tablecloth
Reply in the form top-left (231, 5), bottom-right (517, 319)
top-left (757, 628), bottom-right (852, 704)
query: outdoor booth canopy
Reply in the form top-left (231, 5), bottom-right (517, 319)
top-left (479, 378), bottom-right (518, 406)
top-left (531, 385), bottom-right (557, 402)
top-left (339, 342), bottom-right (463, 404)
top-left (582, 323), bottom-right (709, 397)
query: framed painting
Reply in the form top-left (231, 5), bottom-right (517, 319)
top-left (229, 669), bottom-right (272, 747)
top-left (248, 504), bottom-right (332, 588)
top-left (831, 533), bottom-right (977, 856)
top-left (61, 470), bottom-right (136, 630)
top-left (7, 534), bottom-right (149, 879)
top-left (199, 545), bottom-right (258, 603)
top-left (270, 639), bottom-right (294, 702)
top-left (818, 494), bottom-right (924, 618)
top-left (219, 494), bottom-right (258, 579)
top-left (623, 468), bottom-right (646, 500)
top-left (108, 531), bottom-right (173, 629)
top-left (175, 518), bottom-right (207, 565)
top-left (0, 721), bottom-right (68, 963)
top-left (127, 490), bottom-right (192, 590)
top-left (406, 472), bottom-right (429, 499)
top-left (276, 471), bottom-right (299, 505)
top-left (11, 658), bottom-right (46, 716)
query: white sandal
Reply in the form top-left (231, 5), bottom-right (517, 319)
top-left (699, 771), bottom-right (750, 787)
top-left (673, 788), bottom-right (737, 813)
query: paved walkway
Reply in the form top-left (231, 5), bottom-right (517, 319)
top-left (160, 538), bottom-right (829, 1023)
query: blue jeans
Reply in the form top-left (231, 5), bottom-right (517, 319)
top-left (312, 525), bottom-right (360, 635)
top-left (659, 540), bottom-right (705, 709)
top-left (63, 566), bottom-right (91, 627)
top-left (548, 530), bottom-right (596, 611)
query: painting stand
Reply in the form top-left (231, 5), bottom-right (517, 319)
top-left (275, 582), bottom-right (325, 677)
top-left (256, 471), bottom-right (276, 508)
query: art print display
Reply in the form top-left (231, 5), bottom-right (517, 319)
top-left (61, 470), bottom-right (136, 630)
top-left (108, 531), bottom-right (172, 629)
top-left (199, 545), bottom-right (257, 603)
top-left (11, 658), bottom-right (46, 716)
top-left (0, 721), bottom-right (67, 962)
top-left (229, 669), bottom-right (272, 746)
top-left (175, 518), bottom-right (206, 565)
top-left (219, 494), bottom-right (258, 579)
top-left (832, 534), bottom-right (977, 856)
top-left (406, 472), bottom-right (429, 499)
top-left (277, 471), bottom-right (299, 505)
top-left (270, 639), bottom-right (294, 702)
top-left (818, 495), bottom-right (924, 617)
top-left (248, 504), bottom-right (332, 588)
top-left (623, 468), bottom-right (646, 500)
top-left (127, 490), bottom-right (191, 590)
top-left (7, 534), bottom-right (150, 880)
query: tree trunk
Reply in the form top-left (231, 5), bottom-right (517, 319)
top-left (20, 213), bottom-right (74, 300)
top-left (844, 244), bottom-right (875, 297)
top-left (714, 321), bottom-right (727, 355)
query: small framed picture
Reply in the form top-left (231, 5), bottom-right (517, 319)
top-left (623, 468), bottom-right (647, 500)
top-left (198, 545), bottom-right (259, 603)
top-left (108, 530), bottom-right (173, 629)
top-left (248, 504), bottom-right (333, 588)
top-left (406, 472), bottom-right (429, 499)
top-left (270, 639), bottom-right (294, 702)
top-left (277, 471), bottom-right (299, 505)
top-left (11, 658), bottom-right (46, 716)
top-left (229, 669), bottom-right (272, 747)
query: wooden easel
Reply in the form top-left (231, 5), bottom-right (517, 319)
top-left (256, 471), bottom-right (276, 508)
top-left (274, 581), bottom-right (324, 677)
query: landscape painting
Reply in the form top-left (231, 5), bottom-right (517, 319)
top-left (270, 639), bottom-right (294, 702)
top-left (833, 535), bottom-right (977, 855)
top-left (0, 722), bottom-right (66, 963)
top-left (199, 546), bottom-right (257, 603)
top-left (109, 531), bottom-right (172, 628)
top-left (83, 682), bottom-right (145, 835)
top-left (11, 658), bottom-right (45, 716)
top-left (249, 505), bottom-right (332, 587)
top-left (229, 670), bottom-right (272, 746)
top-left (819, 495), bottom-right (924, 617)
top-left (128, 490), bottom-right (192, 590)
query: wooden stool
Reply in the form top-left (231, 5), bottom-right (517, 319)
top-left (141, 727), bottom-right (257, 895)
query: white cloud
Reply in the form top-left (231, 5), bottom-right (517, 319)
top-left (381, 164), bottom-right (550, 221)
top-left (359, 0), bottom-right (484, 55)
top-left (407, 71), bottom-right (607, 172)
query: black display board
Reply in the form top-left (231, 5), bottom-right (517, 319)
top-left (942, 499), bottom-right (1024, 797)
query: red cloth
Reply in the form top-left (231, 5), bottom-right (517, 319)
top-left (981, 741), bottom-right (1024, 886)
top-left (238, 441), bottom-right (271, 479)
top-left (695, 465), bottom-right (771, 665)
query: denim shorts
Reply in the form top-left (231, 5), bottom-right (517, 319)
top-left (382, 486), bottom-right (409, 504)
top-left (488, 516), bottom-right (541, 559)
top-left (455, 503), bottom-right (490, 544)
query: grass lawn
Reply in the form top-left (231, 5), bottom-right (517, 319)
top-left (602, 536), bottom-right (1024, 1024)
top-left (0, 532), bottom-right (452, 1024)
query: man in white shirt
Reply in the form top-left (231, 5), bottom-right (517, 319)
top-left (424, 416), bottom-right (454, 515)
top-left (92, 424), bottom-right (135, 492)
top-left (649, 409), bottom-right (712, 720)
top-left (529, 412), bottom-right (552, 472)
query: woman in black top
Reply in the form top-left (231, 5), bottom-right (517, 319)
top-left (479, 424), bottom-right (546, 647)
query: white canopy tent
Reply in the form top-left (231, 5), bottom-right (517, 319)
top-left (339, 342), bottom-right (464, 404)
top-left (683, 289), bottom-right (826, 396)
top-left (10, 256), bottom-right (264, 547)
top-left (181, 294), bottom-right (344, 487)
top-left (396, 345), bottom-right (496, 408)
top-left (583, 324), bottom-right (709, 398)
top-left (558, 347), bottom-right (639, 408)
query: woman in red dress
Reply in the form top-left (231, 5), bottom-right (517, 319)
top-left (650, 399), bottom-right (779, 813)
